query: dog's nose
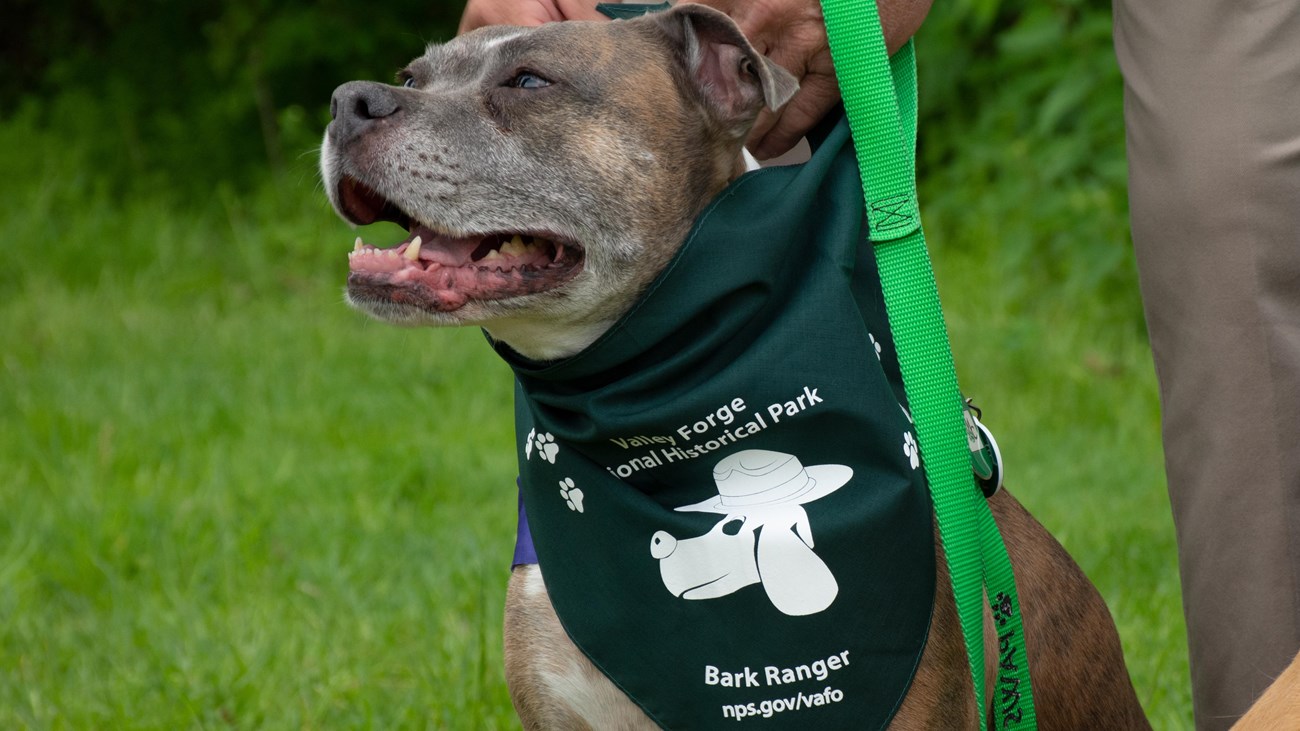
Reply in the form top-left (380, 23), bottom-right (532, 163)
top-left (650, 531), bottom-right (677, 560)
top-left (328, 80), bottom-right (403, 145)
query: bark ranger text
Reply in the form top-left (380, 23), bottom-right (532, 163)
top-left (705, 649), bottom-right (851, 688)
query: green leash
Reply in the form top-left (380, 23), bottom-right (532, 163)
top-left (819, 2), bottom-right (1038, 728)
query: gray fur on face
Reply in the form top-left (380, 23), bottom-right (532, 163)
top-left (320, 6), bottom-right (797, 360)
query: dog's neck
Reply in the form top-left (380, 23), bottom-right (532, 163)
top-left (484, 317), bottom-right (613, 362)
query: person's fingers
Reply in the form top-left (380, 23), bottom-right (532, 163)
top-left (745, 19), bottom-right (836, 158)
top-left (459, 0), bottom-right (612, 34)
top-left (459, 0), bottom-right (553, 33)
top-left (747, 107), bottom-right (780, 152)
top-left (552, 0), bottom-right (616, 21)
top-left (749, 72), bottom-right (839, 159)
top-left (878, 0), bottom-right (933, 54)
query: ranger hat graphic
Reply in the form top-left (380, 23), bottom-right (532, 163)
top-left (676, 449), bottom-right (852, 513)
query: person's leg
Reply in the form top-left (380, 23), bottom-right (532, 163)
top-left (1114, 1), bottom-right (1300, 728)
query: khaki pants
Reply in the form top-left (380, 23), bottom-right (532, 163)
top-left (1113, 1), bottom-right (1300, 728)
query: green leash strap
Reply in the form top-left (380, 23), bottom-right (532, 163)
top-left (818, 2), bottom-right (1038, 728)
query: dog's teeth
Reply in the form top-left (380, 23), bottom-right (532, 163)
top-left (404, 236), bottom-right (423, 261)
top-left (482, 249), bottom-right (504, 261)
top-left (354, 237), bottom-right (364, 252)
top-left (500, 235), bottom-right (527, 258)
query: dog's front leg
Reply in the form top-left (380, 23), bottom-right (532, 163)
top-left (503, 564), bottom-right (658, 730)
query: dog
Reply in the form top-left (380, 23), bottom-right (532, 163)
top-left (319, 5), bottom-right (1151, 728)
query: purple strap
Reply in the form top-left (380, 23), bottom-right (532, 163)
top-left (512, 478), bottom-right (539, 567)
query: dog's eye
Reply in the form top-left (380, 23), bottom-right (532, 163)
top-left (402, 77), bottom-right (417, 89)
top-left (506, 72), bottom-right (552, 90)
top-left (721, 518), bottom-right (746, 536)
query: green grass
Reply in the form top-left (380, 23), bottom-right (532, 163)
top-left (0, 112), bottom-right (1189, 728)
top-left (3, 293), bottom-right (519, 728)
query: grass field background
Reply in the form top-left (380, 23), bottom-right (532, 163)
top-left (1, 33), bottom-right (1190, 731)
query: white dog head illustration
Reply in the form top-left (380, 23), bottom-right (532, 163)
top-left (650, 450), bottom-right (852, 616)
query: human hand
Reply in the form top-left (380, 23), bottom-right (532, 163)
top-left (692, 0), bottom-right (932, 159)
top-left (459, 0), bottom-right (610, 33)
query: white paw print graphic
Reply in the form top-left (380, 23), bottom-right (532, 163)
top-left (903, 431), bottom-right (920, 470)
top-left (524, 428), bottom-right (536, 460)
top-left (870, 333), bottom-right (882, 360)
top-left (533, 432), bottom-right (560, 463)
top-left (560, 478), bottom-right (585, 513)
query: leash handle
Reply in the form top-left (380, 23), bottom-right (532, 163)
top-left (818, 3), bottom-right (1038, 728)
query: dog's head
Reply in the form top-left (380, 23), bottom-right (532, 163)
top-left (320, 5), bottom-right (796, 359)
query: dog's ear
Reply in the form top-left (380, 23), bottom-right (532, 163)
top-left (756, 508), bottom-right (839, 616)
top-left (652, 4), bottom-right (799, 138)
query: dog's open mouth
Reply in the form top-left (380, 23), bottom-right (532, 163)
top-left (337, 176), bottom-right (585, 313)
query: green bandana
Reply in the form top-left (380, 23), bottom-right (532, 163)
top-left (497, 115), bottom-right (934, 729)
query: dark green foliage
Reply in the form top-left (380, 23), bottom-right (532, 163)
top-left (2, 0), bottom-right (462, 197)
top-left (917, 0), bottom-right (1140, 331)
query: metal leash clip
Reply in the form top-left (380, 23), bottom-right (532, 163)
top-left (964, 398), bottom-right (1003, 498)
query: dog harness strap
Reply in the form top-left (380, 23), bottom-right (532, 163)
top-left (821, 2), bottom-right (1039, 729)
